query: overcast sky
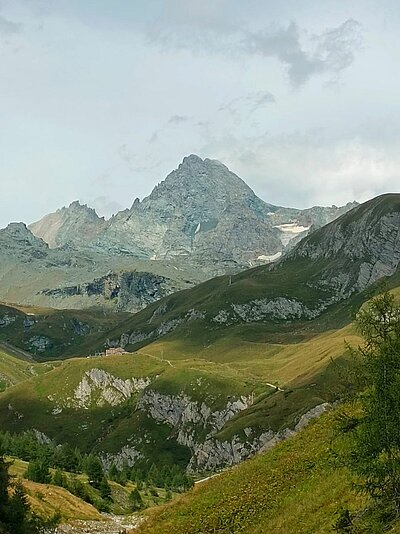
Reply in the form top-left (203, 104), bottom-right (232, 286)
top-left (0, 0), bottom-right (399, 228)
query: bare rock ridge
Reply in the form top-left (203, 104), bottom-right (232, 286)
top-left (101, 194), bottom-right (400, 353)
top-left (29, 200), bottom-right (105, 249)
top-left (284, 193), bottom-right (400, 293)
top-left (29, 156), bottom-right (356, 271)
top-left (1, 155), bottom-right (356, 312)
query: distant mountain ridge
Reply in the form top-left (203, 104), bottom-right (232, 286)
top-left (2, 155), bottom-right (357, 312)
top-left (29, 154), bottom-right (357, 272)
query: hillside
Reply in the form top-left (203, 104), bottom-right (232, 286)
top-left (0, 303), bottom-right (131, 360)
top-left (0, 194), bottom-right (397, 477)
top-left (0, 223), bottom-right (199, 314)
top-left (135, 406), bottom-right (380, 534)
top-left (0, 156), bottom-right (355, 314)
top-left (0, 311), bottom-right (362, 474)
top-left (94, 194), bottom-right (400, 356)
top-left (0, 345), bottom-right (54, 391)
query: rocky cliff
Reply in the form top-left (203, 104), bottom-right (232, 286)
top-left (29, 155), bottom-right (356, 276)
top-left (29, 200), bottom-right (105, 249)
top-left (97, 194), bottom-right (400, 354)
top-left (0, 357), bottom-right (332, 474)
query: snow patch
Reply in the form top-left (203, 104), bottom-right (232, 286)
top-left (274, 223), bottom-right (310, 247)
top-left (274, 223), bottom-right (310, 234)
top-left (257, 252), bottom-right (282, 263)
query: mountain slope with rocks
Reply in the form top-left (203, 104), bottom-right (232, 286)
top-left (30, 156), bottom-right (356, 271)
top-left (0, 222), bottom-right (200, 314)
top-left (0, 193), bottom-right (398, 489)
top-left (0, 156), bottom-right (356, 314)
top-left (91, 194), bottom-right (400, 355)
top-left (29, 200), bottom-right (105, 249)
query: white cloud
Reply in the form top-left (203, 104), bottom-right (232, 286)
top-left (0, 1), bottom-right (397, 228)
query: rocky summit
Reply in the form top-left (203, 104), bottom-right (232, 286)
top-left (1, 155), bottom-right (356, 313)
top-left (30, 155), bottom-right (356, 273)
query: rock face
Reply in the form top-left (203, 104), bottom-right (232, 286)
top-left (29, 200), bottom-right (105, 249)
top-left (99, 194), bottom-right (400, 355)
top-left (0, 222), bottom-right (48, 259)
top-left (0, 222), bottom-right (200, 314)
top-left (1, 156), bottom-right (355, 313)
top-left (285, 194), bottom-right (400, 295)
top-left (28, 155), bottom-right (355, 276)
top-left (59, 368), bottom-right (151, 410)
top-left (187, 403), bottom-right (330, 472)
top-left (91, 155), bottom-right (283, 269)
top-left (40, 271), bottom-right (186, 313)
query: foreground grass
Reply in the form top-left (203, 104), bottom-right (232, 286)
top-left (136, 407), bottom-right (367, 534)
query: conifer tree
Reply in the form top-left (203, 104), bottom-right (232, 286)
top-left (129, 488), bottom-right (144, 511)
top-left (99, 476), bottom-right (112, 502)
top-left (25, 459), bottom-right (51, 484)
top-left (350, 291), bottom-right (400, 513)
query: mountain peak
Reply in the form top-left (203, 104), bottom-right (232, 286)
top-left (181, 154), bottom-right (204, 165)
top-left (30, 200), bottom-right (104, 248)
top-left (65, 200), bottom-right (100, 218)
top-left (0, 222), bottom-right (48, 250)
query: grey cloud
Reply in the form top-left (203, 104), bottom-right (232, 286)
top-left (198, 127), bottom-right (400, 208)
top-left (220, 91), bottom-right (276, 117)
top-left (168, 114), bottom-right (189, 125)
top-left (244, 19), bottom-right (362, 87)
top-left (148, 11), bottom-right (362, 88)
top-left (0, 15), bottom-right (22, 35)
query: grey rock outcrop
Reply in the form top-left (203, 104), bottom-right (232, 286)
top-left (188, 403), bottom-right (330, 472)
top-left (28, 156), bottom-right (356, 279)
top-left (62, 368), bottom-right (152, 409)
top-left (286, 195), bottom-right (400, 295)
top-left (40, 270), bottom-right (186, 313)
top-left (29, 200), bottom-right (105, 249)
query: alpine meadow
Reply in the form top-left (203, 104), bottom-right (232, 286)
top-left (1, 2), bottom-right (400, 533)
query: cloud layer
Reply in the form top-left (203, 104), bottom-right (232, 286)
top-left (0, 0), bottom-right (398, 227)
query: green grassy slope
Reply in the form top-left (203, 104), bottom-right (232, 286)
top-left (81, 194), bottom-right (400, 357)
top-left (0, 313), bottom-right (360, 470)
top-left (136, 405), bottom-right (398, 534)
top-left (0, 302), bottom-right (130, 360)
top-left (0, 345), bottom-right (54, 392)
top-left (8, 457), bottom-right (172, 518)
top-left (0, 352), bottom-right (267, 463)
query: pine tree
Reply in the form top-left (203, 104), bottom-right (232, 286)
top-left (129, 488), bottom-right (144, 511)
top-left (108, 464), bottom-right (119, 482)
top-left (25, 459), bottom-right (51, 484)
top-left (52, 468), bottom-right (66, 488)
top-left (83, 456), bottom-right (104, 489)
top-left (7, 481), bottom-right (29, 533)
top-left (0, 455), bottom-right (51, 533)
top-left (99, 476), bottom-right (112, 502)
top-left (349, 291), bottom-right (400, 514)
